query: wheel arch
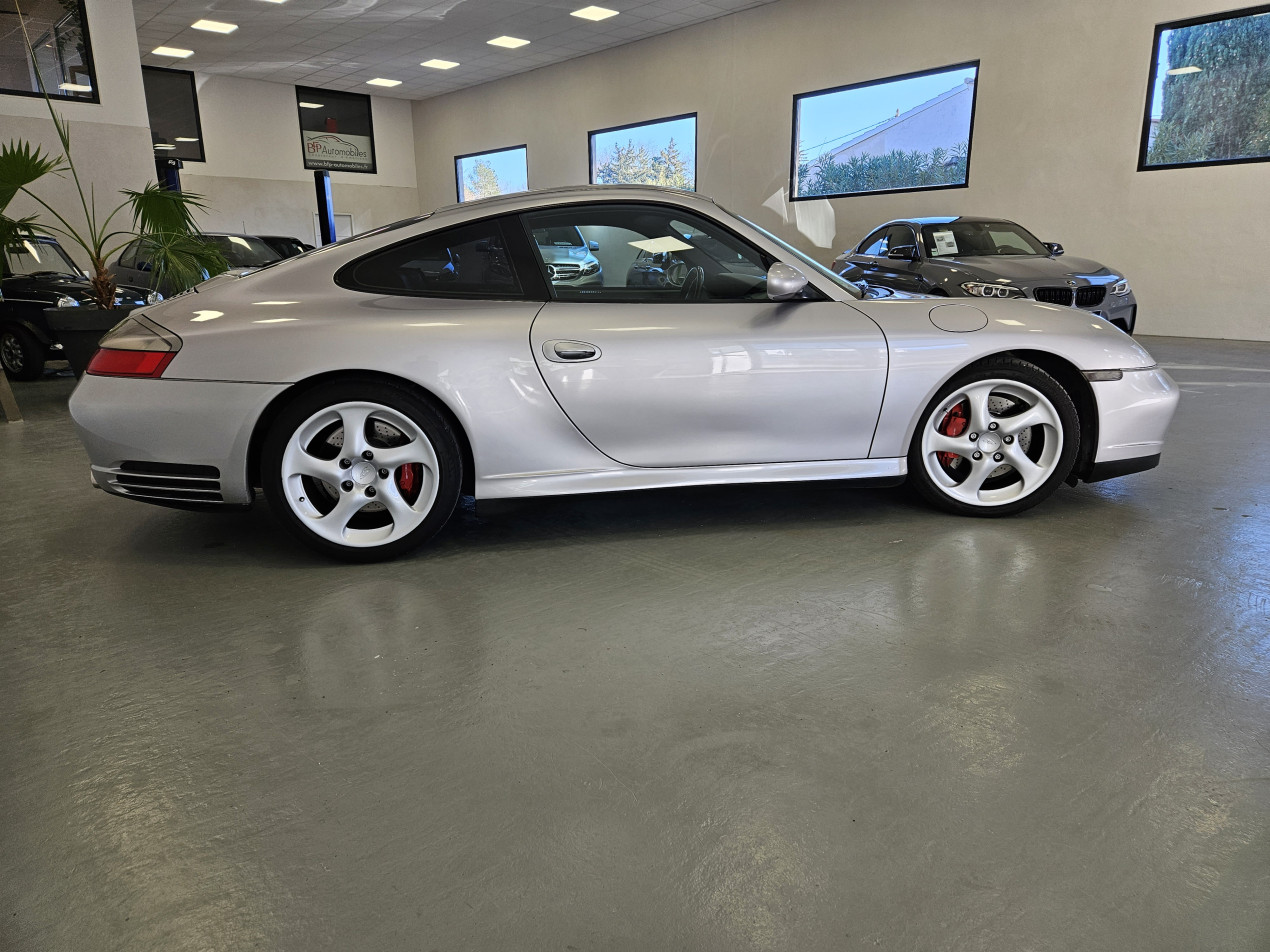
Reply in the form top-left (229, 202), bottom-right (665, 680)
top-left (998, 349), bottom-right (1098, 482)
top-left (246, 369), bottom-right (477, 496)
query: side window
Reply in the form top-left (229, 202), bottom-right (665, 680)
top-left (520, 203), bottom-right (773, 303)
top-left (339, 219), bottom-right (524, 298)
top-left (118, 240), bottom-right (140, 270)
top-left (858, 228), bottom-right (889, 256)
top-left (885, 225), bottom-right (917, 253)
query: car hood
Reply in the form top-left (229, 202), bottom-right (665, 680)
top-left (538, 245), bottom-right (593, 265)
top-left (923, 255), bottom-right (1119, 283)
top-left (1, 273), bottom-right (152, 303)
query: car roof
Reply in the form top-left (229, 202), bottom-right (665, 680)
top-left (893, 216), bottom-right (1019, 226)
top-left (429, 184), bottom-right (718, 219)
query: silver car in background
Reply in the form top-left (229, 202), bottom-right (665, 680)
top-left (831, 217), bottom-right (1139, 333)
top-left (529, 223), bottom-right (602, 287)
top-left (69, 186), bottom-right (1177, 562)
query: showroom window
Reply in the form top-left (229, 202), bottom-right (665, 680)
top-left (337, 219), bottom-right (526, 299)
top-left (0, 0), bottom-right (97, 102)
top-left (520, 203), bottom-right (774, 303)
top-left (296, 85), bottom-right (377, 173)
top-left (142, 67), bottom-right (205, 161)
top-left (1139, 4), bottom-right (1270, 171)
top-left (791, 61), bottom-right (979, 200)
top-left (589, 114), bottom-right (697, 189)
top-left (455, 145), bottom-right (529, 202)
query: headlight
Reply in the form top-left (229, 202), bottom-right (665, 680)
top-left (961, 282), bottom-right (1023, 299)
top-left (54, 295), bottom-right (80, 308)
top-left (1111, 280), bottom-right (1131, 296)
top-left (580, 261), bottom-right (600, 276)
top-left (146, 291), bottom-right (164, 304)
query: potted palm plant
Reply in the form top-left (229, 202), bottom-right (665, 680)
top-left (0, 13), bottom-right (226, 377)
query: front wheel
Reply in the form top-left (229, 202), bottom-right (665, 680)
top-left (1, 326), bottom-right (45, 381)
top-left (907, 357), bottom-right (1079, 516)
top-left (261, 381), bottom-right (463, 561)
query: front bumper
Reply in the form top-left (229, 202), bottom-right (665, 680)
top-left (69, 374), bottom-right (289, 507)
top-left (1089, 366), bottom-right (1179, 468)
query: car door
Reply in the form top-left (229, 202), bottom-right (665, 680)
top-left (112, 239), bottom-right (149, 290)
top-left (521, 202), bottom-right (888, 468)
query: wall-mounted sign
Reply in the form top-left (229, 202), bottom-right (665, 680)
top-left (295, 85), bottom-right (377, 174)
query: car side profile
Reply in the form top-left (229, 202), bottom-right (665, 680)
top-left (69, 186), bottom-right (1178, 562)
top-left (831, 217), bottom-right (1138, 334)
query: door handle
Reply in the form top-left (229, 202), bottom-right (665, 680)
top-left (546, 340), bottom-right (600, 362)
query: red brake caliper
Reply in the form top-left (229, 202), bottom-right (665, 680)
top-left (395, 463), bottom-right (421, 503)
top-left (937, 401), bottom-right (968, 469)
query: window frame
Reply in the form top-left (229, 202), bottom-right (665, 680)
top-left (0, 0), bottom-right (100, 104)
top-left (453, 144), bottom-right (530, 203)
top-left (295, 84), bottom-right (378, 175)
top-left (1136, 2), bottom-right (1270, 173)
top-left (517, 200), bottom-right (788, 305)
top-left (587, 112), bottom-right (699, 190)
top-left (141, 66), bottom-right (206, 162)
top-left (788, 60), bottom-right (980, 202)
top-left (335, 213), bottom-right (550, 302)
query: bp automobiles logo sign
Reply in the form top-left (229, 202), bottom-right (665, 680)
top-left (302, 132), bottom-right (374, 172)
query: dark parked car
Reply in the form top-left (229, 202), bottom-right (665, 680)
top-left (831, 217), bottom-right (1138, 333)
top-left (1, 235), bottom-right (158, 380)
top-left (258, 235), bottom-right (314, 259)
top-left (112, 232), bottom-right (284, 297)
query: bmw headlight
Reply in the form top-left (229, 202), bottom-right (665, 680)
top-left (146, 290), bottom-right (164, 304)
top-left (54, 295), bottom-right (80, 308)
top-left (1111, 280), bottom-right (1131, 296)
top-left (580, 261), bottom-right (600, 276)
top-left (961, 282), bottom-right (1023, 299)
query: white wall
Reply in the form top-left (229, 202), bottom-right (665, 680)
top-left (411, 0), bottom-right (1270, 342)
top-left (1, 0), bottom-right (154, 269)
top-left (181, 75), bottom-right (419, 242)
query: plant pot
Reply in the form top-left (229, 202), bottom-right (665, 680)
top-left (44, 306), bottom-right (133, 378)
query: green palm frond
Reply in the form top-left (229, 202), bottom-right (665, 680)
top-left (137, 231), bottom-right (229, 294)
top-left (122, 183), bottom-right (212, 235)
top-left (0, 140), bottom-right (67, 212)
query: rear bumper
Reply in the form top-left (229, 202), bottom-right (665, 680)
top-left (69, 374), bottom-right (287, 506)
top-left (1088, 366), bottom-right (1179, 470)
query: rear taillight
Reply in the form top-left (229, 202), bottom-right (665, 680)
top-left (86, 315), bottom-right (182, 378)
top-left (86, 349), bottom-right (176, 378)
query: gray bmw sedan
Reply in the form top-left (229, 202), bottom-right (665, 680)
top-left (831, 217), bottom-right (1137, 333)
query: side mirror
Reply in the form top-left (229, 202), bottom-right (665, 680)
top-left (588, 240), bottom-right (599, 251)
top-left (1044, 242), bottom-right (1064, 257)
top-left (886, 245), bottom-right (918, 261)
top-left (767, 262), bottom-right (808, 301)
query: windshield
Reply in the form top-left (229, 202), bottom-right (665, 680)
top-left (921, 221), bottom-right (1048, 257)
top-left (206, 234), bottom-right (284, 268)
top-left (734, 213), bottom-right (863, 299)
top-left (2, 238), bottom-right (82, 278)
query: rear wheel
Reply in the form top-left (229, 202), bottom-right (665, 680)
top-left (1, 326), bottom-right (45, 381)
top-left (907, 357), bottom-right (1079, 516)
top-left (261, 381), bottom-right (462, 561)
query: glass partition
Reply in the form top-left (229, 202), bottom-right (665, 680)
top-left (0, 0), bottom-right (97, 102)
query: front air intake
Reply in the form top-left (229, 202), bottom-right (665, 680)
top-left (109, 461), bottom-right (224, 504)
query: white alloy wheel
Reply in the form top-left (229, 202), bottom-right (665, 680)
top-left (262, 382), bottom-right (462, 560)
top-left (908, 358), bottom-right (1079, 516)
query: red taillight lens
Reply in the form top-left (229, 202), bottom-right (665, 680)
top-left (86, 348), bottom-right (176, 378)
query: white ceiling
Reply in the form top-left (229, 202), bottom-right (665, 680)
top-left (133, 0), bottom-right (781, 100)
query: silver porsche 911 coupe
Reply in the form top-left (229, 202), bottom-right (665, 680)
top-left (69, 185), bottom-right (1179, 562)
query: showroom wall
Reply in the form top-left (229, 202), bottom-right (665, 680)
top-left (0, 0), bottom-right (155, 271)
top-left (180, 75), bottom-right (419, 243)
top-left (411, 0), bottom-right (1269, 341)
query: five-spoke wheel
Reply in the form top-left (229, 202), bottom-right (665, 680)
top-left (262, 381), bottom-right (461, 560)
top-left (908, 357), bottom-right (1079, 516)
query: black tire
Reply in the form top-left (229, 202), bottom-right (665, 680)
top-left (261, 380), bottom-right (463, 562)
top-left (0, 325), bottom-right (46, 381)
top-left (907, 356), bottom-right (1079, 517)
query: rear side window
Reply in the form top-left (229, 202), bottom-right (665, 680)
top-left (858, 228), bottom-right (889, 256)
top-left (340, 219), bottom-right (525, 298)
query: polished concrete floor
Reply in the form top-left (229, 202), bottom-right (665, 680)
top-left (1, 336), bottom-right (1267, 951)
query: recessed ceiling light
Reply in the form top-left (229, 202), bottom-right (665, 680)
top-left (152, 46), bottom-right (194, 58)
top-left (366, 78), bottom-right (401, 86)
top-left (571, 6), bottom-right (618, 20)
top-left (256, 0), bottom-right (288, 3)
top-left (421, 58), bottom-right (459, 69)
top-left (298, 101), bottom-right (324, 108)
top-left (1166, 65), bottom-right (1202, 75)
top-left (58, 83), bottom-right (93, 92)
top-left (153, 143), bottom-right (177, 150)
top-left (487, 35), bottom-right (530, 48)
top-left (191, 19), bottom-right (237, 33)
top-left (175, 137), bottom-right (199, 142)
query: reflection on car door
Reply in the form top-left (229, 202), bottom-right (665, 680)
top-left (521, 203), bottom-right (889, 468)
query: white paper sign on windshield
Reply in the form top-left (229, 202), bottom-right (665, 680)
top-left (932, 230), bottom-right (959, 256)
